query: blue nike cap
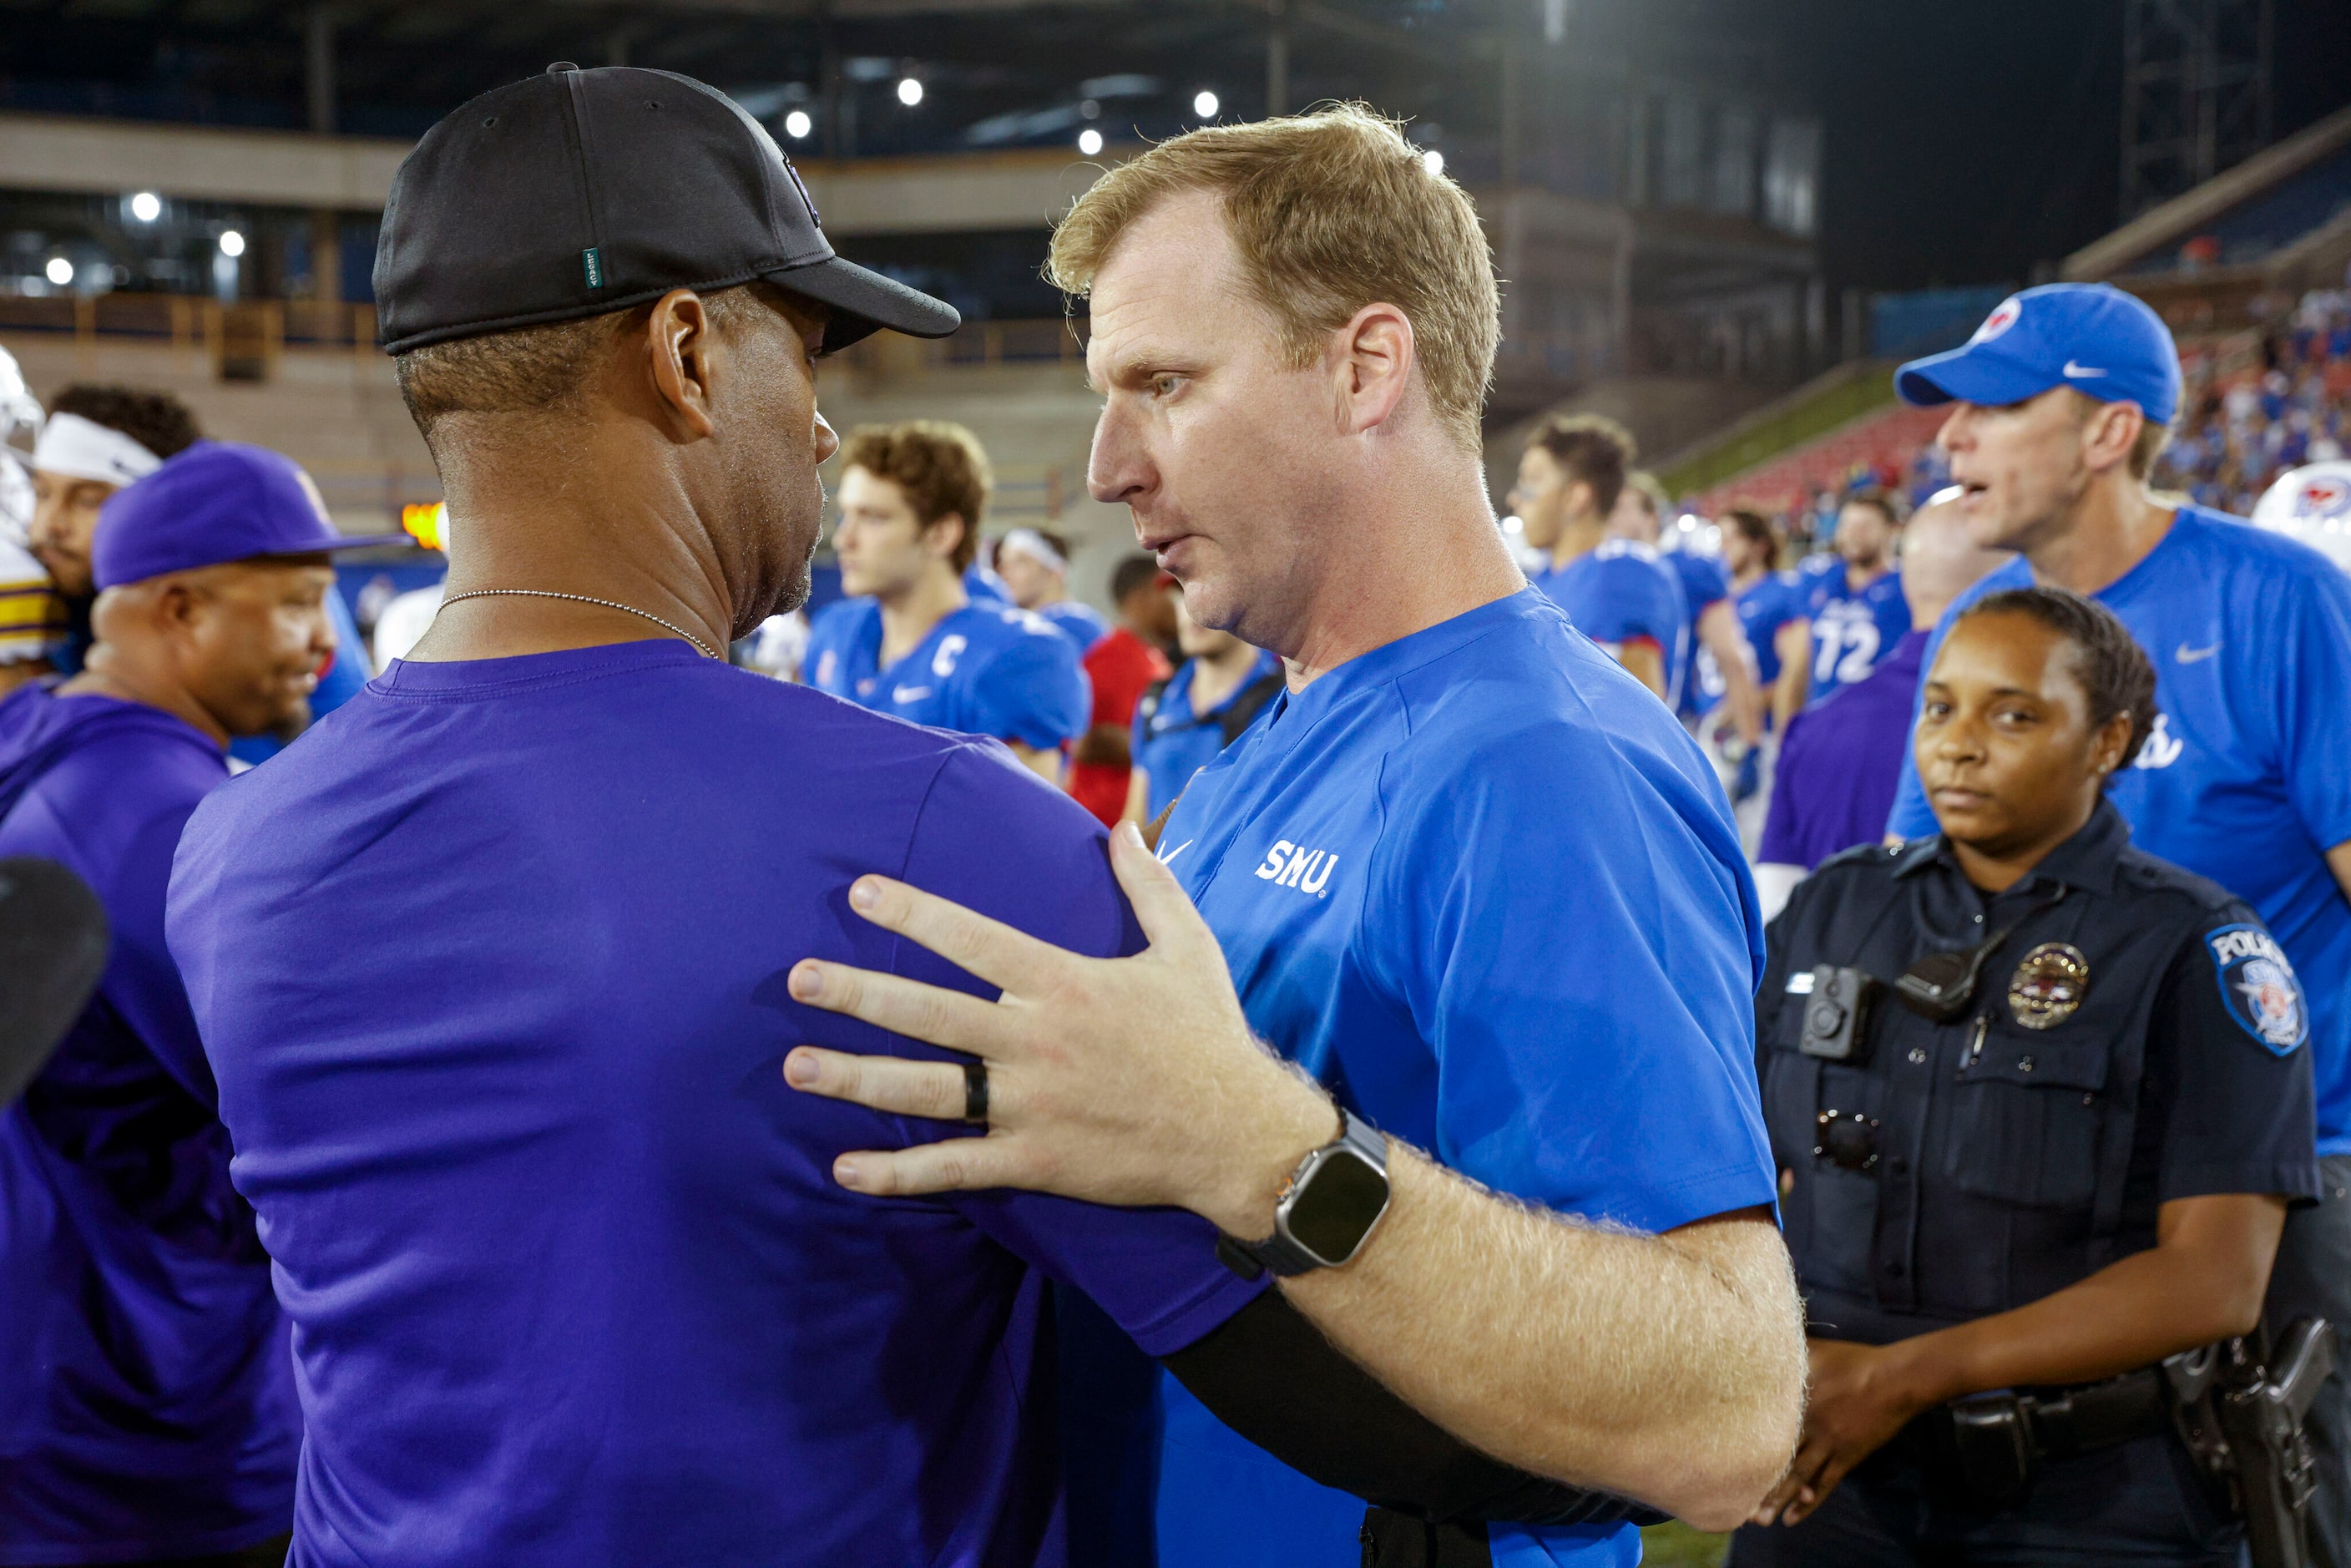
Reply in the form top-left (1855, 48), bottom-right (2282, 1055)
top-left (1894, 282), bottom-right (2181, 427)
top-left (94, 441), bottom-right (409, 590)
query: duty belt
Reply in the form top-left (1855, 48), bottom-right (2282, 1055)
top-left (1895, 1366), bottom-right (2173, 1507)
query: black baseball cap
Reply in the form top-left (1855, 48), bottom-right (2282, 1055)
top-left (375, 63), bottom-right (960, 355)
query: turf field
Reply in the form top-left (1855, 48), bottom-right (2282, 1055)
top-left (1640, 1522), bottom-right (1732, 1566)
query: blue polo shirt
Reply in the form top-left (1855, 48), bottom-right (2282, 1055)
top-left (1035, 599), bottom-right (1111, 655)
top-left (0, 685), bottom-right (296, 1565)
top-left (164, 640), bottom-right (1265, 1568)
top-left (1130, 648), bottom-right (1282, 821)
top-left (1665, 549), bottom-right (1732, 720)
top-left (1800, 565), bottom-right (1909, 709)
top-left (1150, 589), bottom-right (1776, 1568)
top-left (1529, 541), bottom-right (1691, 710)
top-left (804, 598), bottom-right (1090, 750)
top-left (1887, 506), bottom-right (2351, 1155)
top-left (1737, 570), bottom-right (1809, 690)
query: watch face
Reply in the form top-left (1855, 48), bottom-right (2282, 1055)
top-left (1287, 1148), bottom-right (1389, 1264)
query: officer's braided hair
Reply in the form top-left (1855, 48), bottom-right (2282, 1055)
top-left (1956, 586), bottom-right (2159, 771)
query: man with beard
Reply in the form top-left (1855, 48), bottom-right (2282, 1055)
top-left (0, 442), bottom-right (369, 1567)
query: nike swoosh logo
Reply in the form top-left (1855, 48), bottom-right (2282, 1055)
top-left (891, 685), bottom-right (933, 701)
top-left (2176, 642), bottom-right (2221, 664)
top-left (2063, 360), bottom-right (2107, 378)
top-left (1157, 839), bottom-right (1193, 867)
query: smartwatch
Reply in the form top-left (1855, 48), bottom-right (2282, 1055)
top-left (1216, 1109), bottom-right (1393, 1279)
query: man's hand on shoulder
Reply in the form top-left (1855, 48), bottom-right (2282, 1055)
top-left (782, 822), bottom-right (1333, 1238)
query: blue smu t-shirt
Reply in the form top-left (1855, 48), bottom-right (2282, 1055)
top-left (0, 686), bottom-right (296, 1565)
top-left (1150, 590), bottom-right (1777, 1568)
top-left (1131, 648), bottom-right (1282, 822)
top-left (1665, 549), bottom-right (1732, 720)
top-left (1799, 564), bottom-right (1909, 710)
top-left (1736, 570), bottom-right (1808, 690)
top-left (1035, 599), bottom-right (1111, 655)
top-left (1528, 540), bottom-right (1691, 711)
top-left (164, 640), bottom-right (1266, 1568)
top-left (805, 599), bottom-right (1090, 750)
top-left (1887, 506), bottom-right (2351, 1154)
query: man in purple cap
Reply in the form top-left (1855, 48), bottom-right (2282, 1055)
top-left (1882, 281), bottom-right (2351, 1563)
top-left (0, 438), bottom-right (394, 1568)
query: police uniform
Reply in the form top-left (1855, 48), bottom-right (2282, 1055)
top-left (1739, 801), bottom-right (2320, 1567)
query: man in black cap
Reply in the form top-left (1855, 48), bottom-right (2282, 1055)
top-left (164, 67), bottom-right (1657, 1567)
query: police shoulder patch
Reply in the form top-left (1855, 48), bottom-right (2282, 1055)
top-left (2207, 923), bottom-right (2308, 1055)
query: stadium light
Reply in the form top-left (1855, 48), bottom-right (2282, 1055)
top-left (1422, 149), bottom-right (1444, 177)
top-left (1499, 513), bottom-right (1524, 536)
top-left (129, 191), bottom-right (161, 223)
top-left (1078, 129), bottom-right (1105, 156)
top-left (784, 109), bottom-right (812, 139)
top-left (1193, 89), bottom-right (1219, 119)
top-left (897, 77), bottom-right (923, 107)
top-left (43, 257), bottom-right (72, 286)
top-left (219, 230), bottom-right (246, 258)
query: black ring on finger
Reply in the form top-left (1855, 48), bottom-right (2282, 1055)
top-left (962, 1060), bottom-right (989, 1125)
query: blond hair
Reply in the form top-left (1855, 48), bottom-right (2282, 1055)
top-left (1048, 104), bottom-right (1499, 453)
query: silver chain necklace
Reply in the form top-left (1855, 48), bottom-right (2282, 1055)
top-left (437, 589), bottom-right (722, 660)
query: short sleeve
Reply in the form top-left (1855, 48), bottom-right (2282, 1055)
top-left (1685, 557), bottom-right (1731, 612)
top-left (967, 626), bottom-right (1092, 749)
top-left (1084, 637), bottom-right (1163, 729)
top-left (1374, 730), bottom-right (1775, 1234)
top-left (23, 738), bottom-right (220, 1105)
top-left (1580, 559), bottom-right (1677, 650)
top-left (2273, 569), bottom-right (2351, 855)
top-left (896, 745), bottom-right (1267, 1354)
top-left (2144, 913), bottom-right (2321, 1206)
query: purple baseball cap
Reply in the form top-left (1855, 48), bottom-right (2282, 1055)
top-left (92, 441), bottom-right (411, 590)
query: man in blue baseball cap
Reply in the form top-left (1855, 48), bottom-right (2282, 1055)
top-left (0, 439), bottom-right (392, 1566)
top-left (1881, 281), bottom-right (2351, 1564)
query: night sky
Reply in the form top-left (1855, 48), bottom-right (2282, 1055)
top-left (1768, 0), bottom-right (2351, 296)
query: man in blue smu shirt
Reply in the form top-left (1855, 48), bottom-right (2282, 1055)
top-left (1794, 486), bottom-right (1908, 711)
top-left (781, 106), bottom-right (1807, 1567)
top-left (1883, 280), bottom-right (2351, 1562)
top-left (1510, 412), bottom-right (1690, 706)
top-left (168, 70), bottom-right (1624, 1568)
top-left (805, 421), bottom-right (1089, 782)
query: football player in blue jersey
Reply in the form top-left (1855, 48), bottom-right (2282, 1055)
top-left (803, 422), bottom-right (1090, 782)
top-left (1796, 487), bottom-right (1909, 711)
top-left (1512, 412), bottom-right (1690, 705)
top-left (784, 104), bottom-right (1806, 1566)
top-left (1610, 470), bottom-right (1762, 752)
top-left (1722, 506), bottom-right (1812, 739)
top-left (1883, 281), bottom-right (2351, 1565)
top-left (995, 525), bottom-right (1112, 654)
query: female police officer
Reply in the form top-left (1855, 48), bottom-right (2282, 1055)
top-left (1736, 586), bottom-right (2321, 1565)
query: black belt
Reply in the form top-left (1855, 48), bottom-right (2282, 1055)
top-left (1894, 1365), bottom-right (2176, 1505)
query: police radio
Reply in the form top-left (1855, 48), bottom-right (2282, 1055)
top-left (1796, 965), bottom-right (1880, 1063)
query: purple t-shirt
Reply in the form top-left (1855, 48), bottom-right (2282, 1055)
top-left (164, 640), bottom-right (1263, 1568)
top-left (1759, 629), bottom-right (1926, 869)
top-left (0, 685), bottom-right (296, 1565)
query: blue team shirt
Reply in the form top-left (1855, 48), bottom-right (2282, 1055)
top-left (1737, 570), bottom-right (1809, 690)
top-left (1130, 648), bottom-right (1282, 821)
top-left (1150, 589), bottom-right (1777, 1568)
top-left (1528, 540), bottom-right (1691, 711)
top-left (804, 598), bottom-right (1090, 750)
top-left (1888, 506), bottom-right (2351, 1153)
top-left (963, 562), bottom-right (1013, 604)
top-left (1034, 599), bottom-right (1111, 655)
top-left (0, 686), bottom-right (295, 1564)
top-left (1665, 549), bottom-right (1732, 718)
top-left (1801, 565), bottom-right (1909, 709)
top-left (164, 640), bottom-right (1265, 1568)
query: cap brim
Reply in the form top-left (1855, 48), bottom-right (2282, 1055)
top-left (766, 255), bottom-right (962, 352)
top-left (1893, 343), bottom-right (2059, 409)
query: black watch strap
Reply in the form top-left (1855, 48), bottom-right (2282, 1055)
top-left (1217, 1109), bottom-right (1390, 1280)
